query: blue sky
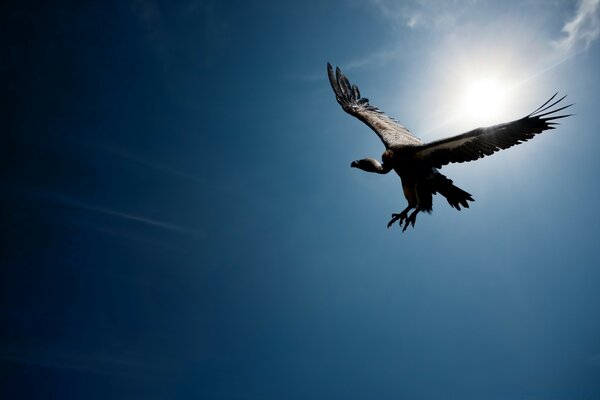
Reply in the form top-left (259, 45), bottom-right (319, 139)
top-left (2, 1), bottom-right (600, 399)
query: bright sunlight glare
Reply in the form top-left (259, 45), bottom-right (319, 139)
top-left (460, 77), bottom-right (508, 126)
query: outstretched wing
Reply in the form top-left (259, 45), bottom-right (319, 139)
top-left (327, 63), bottom-right (422, 148)
top-left (415, 94), bottom-right (573, 168)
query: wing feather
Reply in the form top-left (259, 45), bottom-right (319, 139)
top-left (327, 63), bottom-right (422, 148)
top-left (414, 94), bottom-right (573, 168)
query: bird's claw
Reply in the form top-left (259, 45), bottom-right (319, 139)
top-left (387, 213), bottom-right (404, 229)
top-left (387, 211), bottom-right (409, 229)
top-left (388, 209), bottom-right (418, 232)
top-left (401, 212), bottom-right (417, 232)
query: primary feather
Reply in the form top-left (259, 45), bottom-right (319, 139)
top-left (327, 63), bottom-right (422, 148)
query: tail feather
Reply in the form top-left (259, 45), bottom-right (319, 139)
top-left (433, 174), bottom-right (474, 211)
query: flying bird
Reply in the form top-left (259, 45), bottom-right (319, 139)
top-left (327, 63), bottom-right (572, 232)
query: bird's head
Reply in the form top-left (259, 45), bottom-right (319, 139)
top-left (351, 158), bottom-right (381, 172)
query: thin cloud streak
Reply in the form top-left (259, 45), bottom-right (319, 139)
top-left (101, 145), bottom-right (206, 184)
top-left (71, 138), bottom-right (206, 184)
top-left (341, 0), bottom-right (476, 72)
top-left (24, 188), bottom-right (201, 236)
top-left (343, 45), bottom-right (405, 71)
top-left (290, 46), bottom-right (405, 81)
top-left (82, 204), bottom-right (198, 235)
top-left (370, 0), bottom-right (476, 30)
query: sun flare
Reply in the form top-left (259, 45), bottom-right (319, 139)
top-left (460, 77), bottom-right (508, 126)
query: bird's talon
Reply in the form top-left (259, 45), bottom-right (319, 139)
top-left (387, 213), bottom-right (402, 228)
top-left (387, 209), bottom-right (412, 230)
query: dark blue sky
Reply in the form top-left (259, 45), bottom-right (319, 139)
top-left (2, 1), bottom-right (600, 399)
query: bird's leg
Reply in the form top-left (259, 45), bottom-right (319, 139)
top-left (402, 208), bottom-right (421, 232)
top-left (387, 205), bottom-right (413, 229)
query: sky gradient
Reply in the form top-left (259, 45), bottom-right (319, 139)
top-left (2, 1), bottom-right (600, 399)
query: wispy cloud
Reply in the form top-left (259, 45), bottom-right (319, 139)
top-left (362, 0), bottom-right (600, 76)
top-left (370, 0), bottom-right (476, 30)
top-left (553, 0), bottom-right (600, 54)
top-left (343, 45), bottom-right (406, 71)
top-left (80, 203), bottom-right (199, 235)
top-left (289, 46), bottom-right (405, 81)
top-left (24, 188), bottom-right (202, 236)
top-left (73, 138), bottom-right (206, 184)
top-left (333, 0), bottom-right (476, 72)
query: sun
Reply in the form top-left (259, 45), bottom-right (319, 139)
top-left (460, 77), bottom-right (508, 126)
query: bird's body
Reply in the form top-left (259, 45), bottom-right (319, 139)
top-left (327, 63), bottom-right (572, 231)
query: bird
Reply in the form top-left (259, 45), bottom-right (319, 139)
top-left (327, 63), bottom-right (572, 232)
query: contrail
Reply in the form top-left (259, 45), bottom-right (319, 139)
top-left (79, 203), bottom-right (198, 235)
top-left (24, 188), bottom-right (201, 236)
top-left (512, 47), bottom-right (588, 89)
top-left (71, 138), bottom-right (205, 184)
top-left (103, 146), bottom-right (206, 185)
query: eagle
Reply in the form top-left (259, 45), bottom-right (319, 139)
top-left (327, 63), bottom-right (572, 232)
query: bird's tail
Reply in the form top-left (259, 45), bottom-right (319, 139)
top-left (434, 173), bottom-right (474, 211)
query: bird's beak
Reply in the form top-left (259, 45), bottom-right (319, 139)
top-left (351, 161), bottom-right (358, 168)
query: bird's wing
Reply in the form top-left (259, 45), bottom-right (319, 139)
top-left (414, 94), bottom-right (573, 168)
top-left (327, 63), bottom-right (422, 148)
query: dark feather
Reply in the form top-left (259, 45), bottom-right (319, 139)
top-left (415, 95), bottom-right (573, 168)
